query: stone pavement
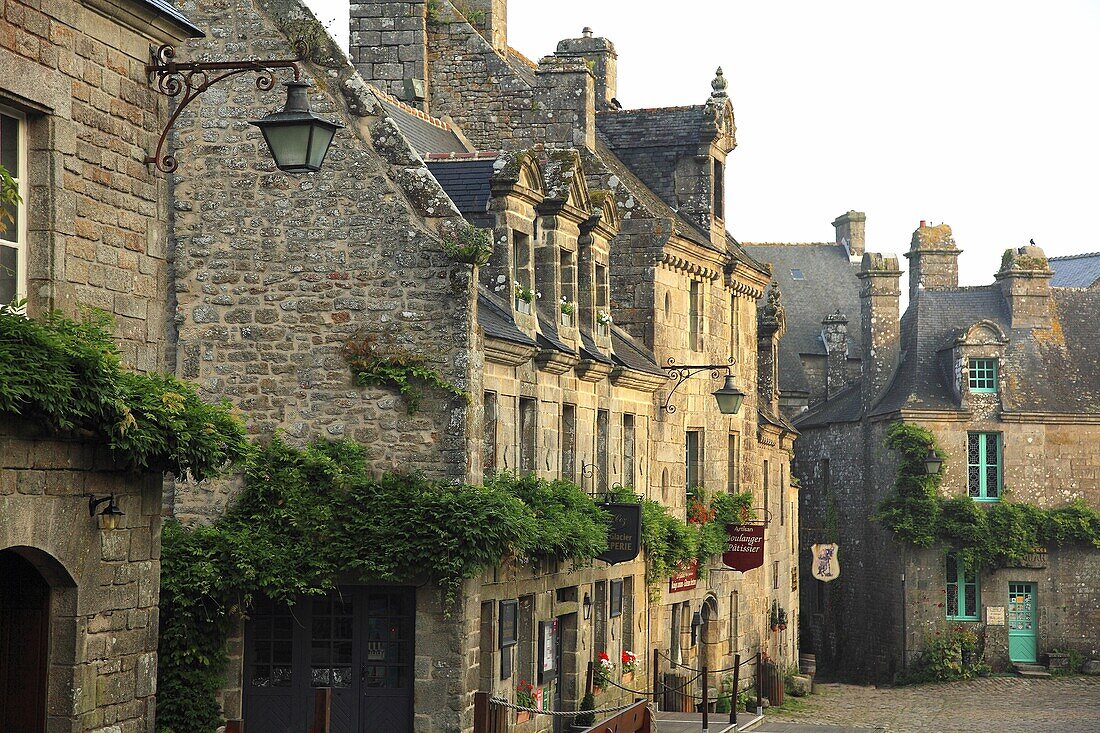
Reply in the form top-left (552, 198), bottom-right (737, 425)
top-left (761, 677), bottom-right (1100, 733)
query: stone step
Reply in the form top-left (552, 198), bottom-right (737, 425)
top-left (1015, 663), bottom-right (1047, 672)
top-left (1015, 664), bottom-right (1051, 678)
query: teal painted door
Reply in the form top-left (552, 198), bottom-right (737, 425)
top-left (1008, 583), bottom-right (1037, 663)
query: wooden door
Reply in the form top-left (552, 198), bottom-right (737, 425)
top-left (0, 551), bottom-right (50, 733)
top-left (1008, 583), bottom-right (1037, 663)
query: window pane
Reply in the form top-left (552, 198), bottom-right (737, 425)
top-left (0, 244), bottom-right (16, 302)
top-left (947, 583), bottom-right (959, 617)
top-left (985, 435), bottom-right (999, 498)
top-left (483, 392), bottom-right (497, 478)
top-left (964, 582), bottom-right (977, 618)
top-left (967, 434), bottom-right (981, 497)
top-left (561, 404), bottom-right (576, 482)
top-left (0, 114), bottom-right (18, 175)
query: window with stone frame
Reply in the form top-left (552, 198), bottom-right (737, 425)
top-left (483, 392), bottom-right (498, 479)
top-left (946, 553), bottom-right (979, 621)
top-left (597, 408), bottom-right (610, 491)
top-left (595, 263), bottom-right (610, 337)
top-left (730, 295), bottom-right (739, 363)
top-left (727, 432), bottom-right (740, 493)
top-left (688, 280), bottom-right (703, 351)
top-left (712, 158), bottom-right (725, 221)
top-left (685, 429), bottom-right (703, 509)
top-left (559, 248), bottom-right (576, 327)
top-left (621, 576), bottom-right (634, 654)
top-left (763, 459), bottom-right (770, 522)
top-left (622, 414), bottom-right (636, 488)
top-left (968, 358), bottom-right (998, 393)
top-left (594, 580), bottom-right (607, 650)
top-left (967, 432), bottom-right (1001, 501)
top-left (513, 230), bottom-right (533, 314)
top-left (779, 463), bottom-right (786, 525)
top-left (561, 403), bottom-right (576, 483)
top-left (519, 397), bottom-right (537, 474)
top-left (517, 595), bottom-right (535, 683)
top-left (0, 107), bottom-right (26, 306)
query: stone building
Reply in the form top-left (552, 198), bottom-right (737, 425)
top-left (0, 1), bottom-right (203, 731)
top-left (165, 1), bottom-right (800, 731)
top-left (792, 224), bottom-right (1100, 680)
top-left (742, 212), bottom-right (865, 419)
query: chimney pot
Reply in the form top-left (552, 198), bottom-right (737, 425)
top-left (919, 220), bottom-right (926, 228)
top-left (582, 26), bottom-right (593, 37)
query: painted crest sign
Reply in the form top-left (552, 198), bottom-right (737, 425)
top-left (723, 524), bottom-right (765, 572)
top-left (811, 543), bottom-right (840, 582)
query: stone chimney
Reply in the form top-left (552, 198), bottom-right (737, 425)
top-left (905, 221), bottom-right (961, 303)
top-left (995, 245), bottom-right (1054, 329)
top-left (350, 0), bottom-right (429, 109)
top-left (757, 283), bottom-right (786, 416)
top-left (554, 28), bottom-right (618, 111)
top-left (832, 210), bottom-right (865, 261)
top-left (857, 253), bottom-right (902, 412)
top-left (821, 310), bottom-right (849, 400)
top-left (535, 55), bottom-right (596, 150)
top-left (462, 0), bottom-right (508, 54)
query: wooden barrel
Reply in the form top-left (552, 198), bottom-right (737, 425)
top-left (799, 653), bottom-right (816, 676)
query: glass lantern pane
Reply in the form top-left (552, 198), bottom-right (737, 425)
top-left (262, 124), bottom-right (311, 169)
top-left (307, 126), bottom-right (336, 170)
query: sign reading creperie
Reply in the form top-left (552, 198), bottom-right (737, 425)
top-left (723, 524), bottom-right (765, 572)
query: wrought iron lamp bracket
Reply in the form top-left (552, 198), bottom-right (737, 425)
top-left (661, 356), bottom-right (735, 413)
top-left (144, 41), bottom-right (307, 172)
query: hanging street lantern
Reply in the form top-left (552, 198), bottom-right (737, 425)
top-left (711, 375), bottom-right (747, 416)
top-left (251, 81), bottom-right (343, 174)
top-left (924, 448), bottom-right (943, 476)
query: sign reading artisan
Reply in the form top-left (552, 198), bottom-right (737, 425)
top-left (723, 524), bottom-right (764, 572)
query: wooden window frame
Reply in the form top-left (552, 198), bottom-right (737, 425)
top-left (967, 432), bottom-right (1002, 501)
top-left (968, 358), bottom-right (998, 393)
top-left (946, 554), bottom-right (979, 621)
top-left (0, 106), bottom-right (27, 306)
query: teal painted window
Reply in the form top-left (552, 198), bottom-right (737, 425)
top-left (968, 358), bottom-right (998, 393)
top-left (967, 432), bottom-right (1001, 501)
top-left (946, 554), bottom-right (979, 620)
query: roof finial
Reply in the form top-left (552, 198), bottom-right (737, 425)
top-left (710, 67), bottom-right (728, 98)
top-left (582, 27), bottom-right (593, 38)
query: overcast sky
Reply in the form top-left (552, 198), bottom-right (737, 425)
top-left (305, 1), bottom-right (1100, 286)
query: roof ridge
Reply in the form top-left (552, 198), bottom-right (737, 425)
top-left (424, 151), bottom-right (500, 161)
top-left (371, 84), bottom-right (453, 131)
top-left (599, 104), bottom-right (705, 115)
top-left (742, 242), bottom-right (836, 248)
top-left (507, 46), bottom-right (539, 70)
top-left (1049, 251), bottom-right (1100, 261)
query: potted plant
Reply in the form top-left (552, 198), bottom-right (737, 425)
top-left (572, 691), bottom-right (596, 731)
top-left (777, 607), bottom-right (788, 631)
top-left (593, 651), bottom-right (614, 691)
top-left (516, 679), bottom-right (537, 723)
top-left (621, 650), bottom-right (637, 682)
top-left (770, 601), bottom-right (780, 631)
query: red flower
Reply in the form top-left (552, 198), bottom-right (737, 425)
top-left (598, 651), bottom-right (610, 662)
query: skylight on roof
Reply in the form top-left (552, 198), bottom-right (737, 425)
top-left (791, 269), bottom-right (805, 280)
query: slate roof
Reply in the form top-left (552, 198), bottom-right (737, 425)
top-left (1050, 252), bottom-right (1100, 288)
top-left (478, 289), bottom-right (535, 346)
top-left (741, 242), bottom-right (863, 396)
top-left (794, 383), bottom-right (863, 429)
top-left (378, 96), bottom-right (471, 156)
top-left (871, 286), bottom-right (1100, 416)
top-left (424, 158), bottom-right (496, 215)
top-left (596, 106), bottom-right (706, 212)
top-left (536, 311), bottom-right (575, 355)
top-left (580, 331), bottom-right (613, 365)
top-left (141, 0), bottom-right (204, 36)
top-left (610, 326), bottom-right (667, 377)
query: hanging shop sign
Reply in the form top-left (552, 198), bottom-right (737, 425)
top-left (596, 502), bottom-right (642, 565)
top-left (668, 558), bottom-right (699, 593)
top-left (810, 543), bottom-right (840, 582)
top-left (723, 524), bottom-right (765, 571)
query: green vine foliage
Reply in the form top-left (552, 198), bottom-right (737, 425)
top-left (343, 336), bottom-right (466, 412)
top-left (0, 308), bottom-right (250, 480)
top-left (607, 486), bottom-right (754, 590)
top-left (158, 443), bottom-right (611, 733)
top-left (876, 422), bottom-right (1100, 569)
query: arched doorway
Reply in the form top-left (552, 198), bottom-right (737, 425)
top-left (0, 550), bottom-right (50, 733)
top-left (700, 595), bottom-right (721, 673)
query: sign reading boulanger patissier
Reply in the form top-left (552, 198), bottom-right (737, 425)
top-left (723, 524), bottom-right (765, 571)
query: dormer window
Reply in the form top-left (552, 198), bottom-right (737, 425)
top-left (712, 159), bottom-right (724, 221)
top-left (513, 230), bottom-right (533, 314)
top-left (595, 263), bottom-right (610, 337)
top-left (559, 249), bottom-right (576, 327)
top-left (968, 358), bottom-right (997, 393)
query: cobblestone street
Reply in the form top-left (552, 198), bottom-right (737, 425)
top-left (762, 677), bottom-right (1100, 733)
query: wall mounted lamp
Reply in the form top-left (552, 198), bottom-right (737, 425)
top-left (87, 494), bottom-right (124, 531)
top-left (924, 448), bottom-right (942, 476)
top-left (144, 42), bottom-right (343, 173)
top-left (582, 592), bottom-right (592, 621)
top-left (662, 357), bottom-right (745, 416)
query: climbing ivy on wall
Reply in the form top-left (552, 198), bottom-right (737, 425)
top-left (157, 445), bottom-right (612, 733)
top-left (607, 486), bottom-right (755, 591)
top-left (343, 335), bottom-right (467, 413)
top-left (876, 422), bottom-right (1100, 570)
top-left (0, 307), bottom-right (250, 480)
